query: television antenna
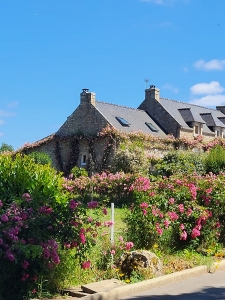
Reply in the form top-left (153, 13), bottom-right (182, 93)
top-left (144, 78), bottom-right (150, 89)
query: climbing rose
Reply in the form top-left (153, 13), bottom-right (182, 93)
top-left (81, 261), bottom-right (91, 269)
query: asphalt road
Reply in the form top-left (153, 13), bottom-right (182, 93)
top-left (119, 269), bottom-right (225, 300)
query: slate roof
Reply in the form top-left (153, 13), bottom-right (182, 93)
top-left (95, 101), bottom-right (166, 137)
top-left (160, 97), bottom-right (225, 134)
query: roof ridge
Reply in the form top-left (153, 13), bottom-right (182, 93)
top-left (96, 100), bottom-right (144, 112)
top-left (160, 97), bottom-right (218, 112)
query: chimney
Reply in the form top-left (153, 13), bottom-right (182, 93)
top-left (145, 85), bottom-right (160, 102)
top-left (80, 88), bottom-right (96, 106)
top-left (216, 106), bottom-right (225, 115)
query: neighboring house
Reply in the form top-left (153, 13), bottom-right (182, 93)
top-left (139, 85), bottom-right (225, 140)
top-left (20, 85), bottom-right (225, 174)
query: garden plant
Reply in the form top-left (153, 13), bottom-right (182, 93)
top-left (1, 140), bottom-right (225, 299)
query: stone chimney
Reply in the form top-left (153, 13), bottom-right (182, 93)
top-left (216, 106), bottom-right (225, 115)
top-left (145, 85), bottom-right (160, 102)
top-left (80, 88), bottom-right (96, 106)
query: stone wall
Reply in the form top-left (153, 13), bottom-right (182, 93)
top-left (138, 97), bottom-right (181, 137)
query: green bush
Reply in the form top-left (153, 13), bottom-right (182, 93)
top-left (0, 153), bottom-right (62, 203)
top-left (112, 145), bottom-right (149, 174)
top-left (70, 166), bottom-right (88, 178)
top-left (204, 145), bottom-right (225, 174)
top-left (0, 142), bottom-right (14, 153)
top-left (153, 150), bottom-right (206, 177)
top-left (28, 151), bottom-right (52, 166)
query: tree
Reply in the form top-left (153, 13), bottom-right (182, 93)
top-left (0, 142), bottom-right (14, 153)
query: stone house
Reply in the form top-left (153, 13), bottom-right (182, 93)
top-left (20, 86), bottom-right (225, 174)
top-left (140, 85), bottom-right (225, 141)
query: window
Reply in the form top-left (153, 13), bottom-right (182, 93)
top-left (115, 117), bottom-right (130, 127)
top-left (81, 154), bottom-right (87, 166)
top-left (194, 126), bottom-right (199, 134)
top-left (145, 122), bottom-right (158, 132)
top-left (216, 130), bottom-right (220, 137)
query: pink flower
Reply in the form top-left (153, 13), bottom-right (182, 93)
top-left (87, 217), bottom-right (93, 222)
top-left (180, 223), bottom-right (185, 230)
top-left (22, 193), bottom-right (32, 202)
top-left (167, 211), bottom-right (179, 221)
top-left (21, 273), bottom-right (29, 282)
top-left (39, 205), bottom-right (52, 214)
top-left (69, 200), bottom-right (79, 210)
top-left (87, 201), bottom-right (98, 209)
top-left (104, 221), bottom-right (114, 227)
top-left (156, 223), bottom-right (163, 235)
top-left (81, 260), bottom-right (91, 269)
top-left (80, 233), bottom-right (86, 244)
top-left (178, 204), bottom-right (184, 213)
top-left (180, 230), bottom-right (187, 240)
top-left (102, 207), bottom-right (108, 215)
top-left (110, 249), bottom-right (116, 255)
top-left (164, 219), bottom-right (170, 229)
top-left (0, 200), bottom-right (3, 207)
top-left (118, 236), bottom-right (124, 242)
top-left (142, 209), bottom-right (147, 216)
top-left (191, 227), bottom-right (201, 239)
top-left (168, 198), bottom-right (175, 205)
top-left (125, 242), bottom-right (134, 250)
top-left (6, 252), bottom-right (15, 261)
top-left (1, 214), bottom-right (9, 222)
top-left (186, 207), bottom-right (193, 217)
top-left (22, 260), bottom-right (29, 269)
top-left (140, 202), bottom-right (149, 209)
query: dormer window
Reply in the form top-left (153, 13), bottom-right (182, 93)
top-left (193, 122), bottom-right (203, 136)
top-left (145, 122), bottom-right (158, 132)
top-left (115, 117), bottom-right (130, 127)
top-left (214, 127), bottom-right (224, 138)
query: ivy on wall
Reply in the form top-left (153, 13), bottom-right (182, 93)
top-left (17, 125), bottom-right (225, 175)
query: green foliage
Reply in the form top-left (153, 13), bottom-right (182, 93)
top-left (28, 151), bottom-right (52, 166)
top-left (153, 150), bottom-right (206, 177)
top-left (70, 166), bottom-right (88, 178)
top-left (112, 145), bottom-right (149, 174)
top-left (0, 142), bottom-right (14, 153)
top-left (204, 145), bottom-right (225, 174)
top-left (0, 153), bottom-right (63, 203)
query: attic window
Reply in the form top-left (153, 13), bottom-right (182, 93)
top-left (145, 122), bottom-right (158, 132)
top-left (115, 117), bottom-right (130, 127)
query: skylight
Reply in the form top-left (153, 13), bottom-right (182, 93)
top-left (116, 117), bottom-right (131, 127)
top-left (145, 122), bottom-right (158, 132)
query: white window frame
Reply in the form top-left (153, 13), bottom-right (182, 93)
top-left (193, 122), bottom-right (203, 136)
top-left (214, 126), bottom-right (224, 138)
top-left (81, 154), bottom-right (87, 166)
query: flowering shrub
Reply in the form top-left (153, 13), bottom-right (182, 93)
top-left (125, 173), bottom-right (225, 252)
top-left (0, 154), bottom-right (102, 299)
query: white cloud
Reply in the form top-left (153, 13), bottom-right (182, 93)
top-left (189, 95), bottom-right (225, 107)
top-left (0, 110), bottom-right (16, 117)
top-left (0, 132), bottom-right (4, 137)
top-left (190, 81), bottom-right (224, 95)
top-left (162, 83), bottom-right (179, 93)
top-left (0, 119), bottom-right (4, 125)
top-left (8, 101), bottom-right (19, 108)
top-left (193, 59), bottom-right (225, 71)
top-left (183, 67), bottom-right (188, 73)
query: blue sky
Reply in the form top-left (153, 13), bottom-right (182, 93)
top-left (1, 0), bottom-right (225, 150)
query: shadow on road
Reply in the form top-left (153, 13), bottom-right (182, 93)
top-left (125, 286), bottom-right (225, 300)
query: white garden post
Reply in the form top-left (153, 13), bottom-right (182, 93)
top-left (110, 201), bottom-right (115, 244)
